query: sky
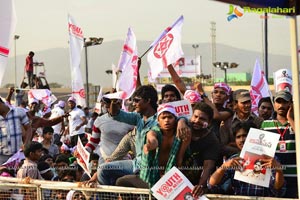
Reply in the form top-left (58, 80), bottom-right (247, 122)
top-left (13, 0), bottom-right (299, 57)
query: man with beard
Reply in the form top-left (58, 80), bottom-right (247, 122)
top-left (258, 97), bottom-right (273, 120)
top-left (181, 102), bottom-right (220, 197)
top-left (220, 89), bottom-right (263, 157)
top-left (261, 90), bottom-right (296, 198)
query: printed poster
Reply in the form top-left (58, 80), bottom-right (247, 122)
top-left (168, 100), bottom-right (193, 119)
top-left (151, 166), bottom-right (208, 200)
top-left (273, 69), bottom-right (292, 93)
top-left (234, 128), bottom-right (280, 187)
top-left (76, 137), bottom-right (91, 177)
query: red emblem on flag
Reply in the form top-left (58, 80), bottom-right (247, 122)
top-left (0, 46), bottom-right (9, 57)
top-left (153, 33), bottom-right (174, 59)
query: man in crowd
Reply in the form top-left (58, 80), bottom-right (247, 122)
top-left (17, 141), bottom-right (43, 179)
top-left (181, 102), bottom-right (220, 197)
top-left (258, 97), bottom-right (273, 120)
top-left (65, 97), bottom-right (87, 147)
top-left (0, 97), bottom-right (32, 165)
top-left (50, 100), bottom-right (66, 144)
top-left (220, 89), bottom-right (263, 157)
top-left (261, 90), bottom-right (296, 198)
top-left (25, 51), bottom-right (35, 88)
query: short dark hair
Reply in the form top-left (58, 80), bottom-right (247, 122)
top-left (192, 102), bottom-right (214, 121)
top-left (232, 122), bottom-right (257, 138)
top-left (258, 97), bottom-right (272, 109)
top-left (133, 85), bottom-right (158, 110)
top-left (161, 84), bottom-right (181, 100)
top-left (29, 51), bottom-right (34, 56)
top-left (24, 141), bottom-right (43, 157)
top-left (55, 154), bottom-right (70, 165)
top-left (43, 126), bottom-right (54, 135)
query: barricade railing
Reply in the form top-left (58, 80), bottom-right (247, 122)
top-left (0, 177), bottom-right (290, 200)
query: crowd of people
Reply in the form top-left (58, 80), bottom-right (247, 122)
top-left (0, 53), bottom-right (297, 199)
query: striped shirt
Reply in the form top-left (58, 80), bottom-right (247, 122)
top-left (261, 119), bottom-right (297, 198)
top-left (0, 107), bottom-right (30, 155)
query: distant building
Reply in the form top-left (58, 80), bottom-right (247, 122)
top-left (215, 72), bottom-right (251, 83)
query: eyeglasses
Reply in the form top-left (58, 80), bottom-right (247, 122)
top-left (133, 97), bottom-right (142, 103)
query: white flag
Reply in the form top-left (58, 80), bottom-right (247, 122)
top-left (68, 14), bottom-right (86, 107)
top-left (147, 16), bottom-right (184, 80)
top-left (0, 0), bottom-right (17, 86)
top-left (250, 59), bottom-right (270, 115)
top-left (116, 27), bottom-right (138, 99)
top-left (28, 89), bottom-right (56, 107)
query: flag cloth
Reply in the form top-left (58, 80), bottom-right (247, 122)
top-left (147, 16), bottom-right (184, 80)
top-left (28, 89), bottom-right (57, 108)
top-left (116, 27), bottom-right (138, 99)
top-left (0, 0), bottom-right (17, 85)
top-left (250, 59), bottom-right (270, 115)
top-left (68, 14), bottom-right (86, 107)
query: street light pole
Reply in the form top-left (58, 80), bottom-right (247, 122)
top-left (84, 38), bottom-right (89, 108)
top-left (192, 44), bottom-right (199, 76)
top-left (84, 37), bottom-right (104, 108)
top-left (14, 35), bottom-right (20, 87)
top-left (213, 62), bottom-right (238, 83)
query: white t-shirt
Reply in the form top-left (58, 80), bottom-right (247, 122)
top-left (68, 107), bottom-right (85, 136)
top-left (50, 106), bottom-right (65, 135)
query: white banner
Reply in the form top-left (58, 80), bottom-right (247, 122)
top-left (28, 89), bottom-right (57, 107)
top-left (0, 0), bottom-right (17, 86)
top-left (116, 27), bottom-right (138, 99)
top-left (250, 59), bottom-right (270, 115)
top-left (68, 14), bottom-right (86, 107)
top-left (273, 69), bottom-right (292, 93)
top-left (168, 100), bottom-right (193, 119)
top-left (147, 16), bottom-right (184, 80)
top-left (158, 55), bottom-right (201, 78)
top-left (76, 137), bottom-right (91, 177)
top-left (234, 128), bottom-right (280, 187)
top-left (151, 166), bottom-right (208, 200)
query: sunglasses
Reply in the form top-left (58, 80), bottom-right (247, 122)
top-left (133, 97), bottom-right (142, 103)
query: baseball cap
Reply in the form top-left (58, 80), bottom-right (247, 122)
top-left (183, 90), bottom-right (201, 104)
top-left (274, 90), bottom-right (292, 102)
top-left (234, 89), bottom-right (251, 102)
top-left (68, 96), bottom-right (76, 104)
top-left (157, 103), bottom-right (177, 117)
top-left (57, 100), bottom-right (65, 108)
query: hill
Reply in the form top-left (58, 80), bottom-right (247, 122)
top-left (3, 41), bottom-right (291, 88)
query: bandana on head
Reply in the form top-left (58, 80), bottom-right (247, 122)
top-left (183, 90), bottom-right (201, 104)
top-left (157, 103), bottom-right (177, 117)
top-left (214, 82), bottom-right (231, 95)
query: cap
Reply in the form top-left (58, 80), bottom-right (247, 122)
top-left (68, 96), bottom-right (76, 104)
top-left (213, 82), bottom-right (231, 95)
top-left (29, 98), bottom-right (39, 105)
top-left (183, 90), bottom-right (201, 104)
top-left (234, 89), bottom-right (251, 102)
top-left (57, 100), bottom-right (65, 108)
top-left (157, 103), bottom-right (177, 117)
top-left (274, 90), bottom-right (292, 102)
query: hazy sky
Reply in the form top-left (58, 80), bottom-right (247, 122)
top-left (13, 0), bottom-right (299, 58)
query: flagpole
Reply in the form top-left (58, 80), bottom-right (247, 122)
top-left (139, 46), bottom-right (152, 59)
